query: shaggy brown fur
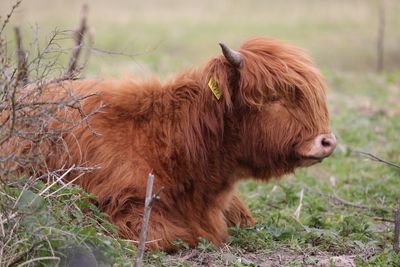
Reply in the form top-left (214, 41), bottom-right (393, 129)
top-left (6, 37), bottom-right (333, 251)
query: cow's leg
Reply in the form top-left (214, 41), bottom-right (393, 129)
top-left (113, 202), bottom-right (236, 251)
top-left (111, 206), bottom-right (195, 252)
top-left (224, 193), bottom-right (255, 227)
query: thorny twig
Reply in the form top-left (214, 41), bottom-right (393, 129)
top-left (1, 26), bottom-right (29, 147)
top-left (0, 0), bottom-right (22, 35)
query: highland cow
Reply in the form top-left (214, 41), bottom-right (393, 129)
top-left (9, 37), bottom-right (336, 251)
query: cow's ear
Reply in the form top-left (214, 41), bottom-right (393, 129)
top-left (219, 43), bottom-right (242, 68)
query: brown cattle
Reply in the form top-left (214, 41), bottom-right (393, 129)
top-left (9, 37), bottom-right (337, 251)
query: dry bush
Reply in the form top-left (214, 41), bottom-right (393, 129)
top-left (0, 2), bottom-right (134, 266)
top-left (0, 2), bottom-right (93, 178)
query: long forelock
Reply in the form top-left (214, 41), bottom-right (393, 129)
top-left (237, 38), bottom-right (329, 134)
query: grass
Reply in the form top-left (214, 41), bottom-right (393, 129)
top-left (1, 178), bottom-right (135, 266)
top-left (1, 0), bottom-right (400, 266)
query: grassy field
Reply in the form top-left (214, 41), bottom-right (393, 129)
top-left (1, 0), bottom-right (400, 266)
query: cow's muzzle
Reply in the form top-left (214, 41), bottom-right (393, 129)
top-left (304, 133), bottom-right (337, 159)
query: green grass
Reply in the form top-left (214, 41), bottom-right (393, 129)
top-left (1, 0), bottom-right (400, 266)
top-left (1, 178), bottom-right (136, 266)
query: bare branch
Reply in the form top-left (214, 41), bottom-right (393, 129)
top-left (332, 193), bottom-right (369, 209)
top-left (1, 72), bottom-right (20, 147)
top-left (134, 173), bottom-right (164, 267)
top-left (394, 204), bottom-right (400, 253)
top-left (65, 4), bottom-right (88, 79)
top-left (371, 216), bottom-right (395, 223)
top-left (0, 0), bottom-right (23, 35)
top-left (80, 29), bottom-right (94, 73)
top-left (14, 26), bottom-right (28, 85)
top-left (356, 151), bottom-right (400, 169)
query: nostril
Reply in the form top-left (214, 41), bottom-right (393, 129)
top-left (321, 137), bottom-right (332, 148)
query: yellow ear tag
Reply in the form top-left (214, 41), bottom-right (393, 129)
top-left (208, 78), bottom-right (222, 100)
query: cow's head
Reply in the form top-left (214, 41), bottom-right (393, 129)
top-left (210, 37), bottom-right (336, 179)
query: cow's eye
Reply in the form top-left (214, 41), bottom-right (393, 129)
top-left (268, 95), bottom-right (279, 102)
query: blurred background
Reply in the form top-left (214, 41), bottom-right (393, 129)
top-left (2, 0), bottom-right (399, 78)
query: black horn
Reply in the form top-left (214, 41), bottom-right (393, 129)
top-left (219, 43), bottom-right (242, 68)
